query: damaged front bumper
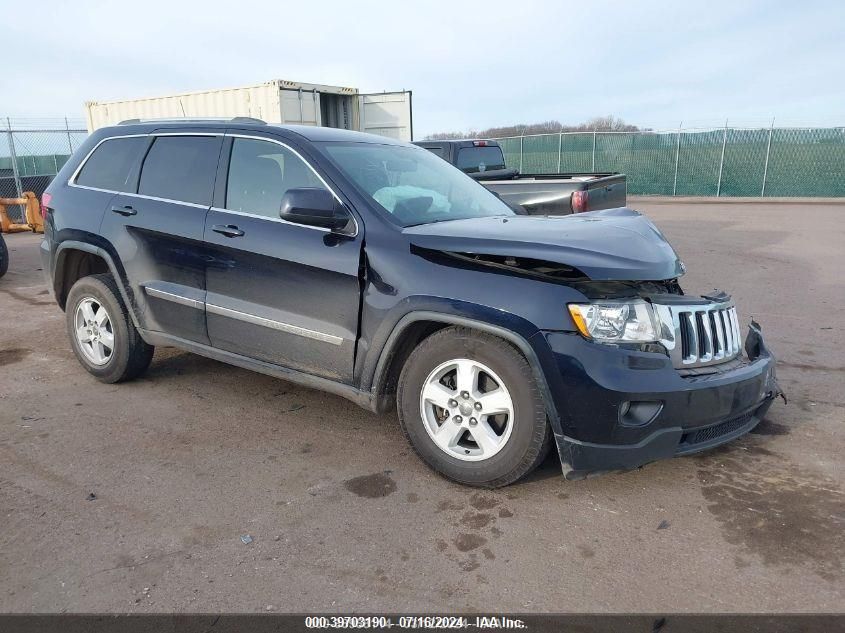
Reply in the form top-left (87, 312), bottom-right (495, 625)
top-left (544, 321), bottom-right (782, 479)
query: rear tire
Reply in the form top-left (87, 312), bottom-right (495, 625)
top-left (397, 326), bottom-right (551, 487)
top-left (0, 234), bottom-right (8, 278)
top-left (65, 273), bottom-right (154, 383)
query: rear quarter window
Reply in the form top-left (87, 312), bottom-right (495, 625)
top-left (138, 136), bottom-right (221, 205)
top-left (75, 136), bottom-right (147, 191)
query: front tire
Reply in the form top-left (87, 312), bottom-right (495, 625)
top-left (397, 327), bottom-right (551, 487)
top-left (65, 273), bottom-right (154, 383)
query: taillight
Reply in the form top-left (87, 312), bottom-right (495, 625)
top-left (571, 190), bottom-right (589, 213)
top-left (472, 140), bottom-right (488, 147)
top-left (40, 192), bottom-right (52, 219)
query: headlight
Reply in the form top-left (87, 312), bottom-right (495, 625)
top-left (568, 300), bottom-right (659, 343)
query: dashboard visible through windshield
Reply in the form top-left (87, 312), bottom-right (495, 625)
top-left (320, 142), bottom-right (515, 227)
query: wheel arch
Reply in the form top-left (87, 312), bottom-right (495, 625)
top-left (54, 241), bottom-right (140, 328)
top-left (369, 311), bottom-right (562, 433)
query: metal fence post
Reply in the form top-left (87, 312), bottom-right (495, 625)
top-left (672, 122), bottom-right (682, 196)
top-left (6, 118), bottom-right (23, 199)
top-left (761, 119), bottom-right (774, 197)
top-left (65, 117), bottom-right (74, 154)
top-left (716, 120), bottom-right (728, 197)
top-left (557, 131), bottom-right (563, 173)
top-left (591, 129), bottom-right (597, 171)
top-left (519, 134), bottom-right (524, 173)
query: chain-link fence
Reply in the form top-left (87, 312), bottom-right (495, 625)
top-left (1, 118), bottom-right (88, 222)
top-left (3, 120), bottom-right (844, 210)
top-left (494, 126), bottom-right (845, 197)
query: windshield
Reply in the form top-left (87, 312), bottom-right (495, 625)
top-left (320, 143), bottom-right (515, 227)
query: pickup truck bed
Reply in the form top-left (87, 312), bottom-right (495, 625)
top-left (414, 139), bottom-right (627, 215)
top-left (479, 172), bottom-right (626, 216)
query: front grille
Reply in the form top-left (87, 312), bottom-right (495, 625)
top-left (653, 300), bottom-right (742, 369)
top-left (681, 411), bottom-right (755, 446)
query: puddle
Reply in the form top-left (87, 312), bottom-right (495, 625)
top-left (469, 493), bottom-right (500, 510)
top-left (460, 512), bottom-right (493, 529)
top-left (454, 533), bottom-right (486, 552)
top-left (697, 438), bottom-right (843, 581)
top-left (344, 472), bottom-right (397, 498)
top-left (0, 348), bottom-right (31, 367)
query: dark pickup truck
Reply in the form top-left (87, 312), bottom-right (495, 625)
top-left (41, 119), bottom-right (781, 487)
top-left (414, 139), bottom-right (626, 215)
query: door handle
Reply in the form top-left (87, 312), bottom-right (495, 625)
top-left (111, 205), bottom-right (137, 217)
top-left (212, 224), bottom-right (245, 238)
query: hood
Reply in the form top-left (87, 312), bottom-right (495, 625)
top-left (403, 207), bottom-right (684, 281)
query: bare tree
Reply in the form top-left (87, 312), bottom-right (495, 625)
top-left (570, 116), bottom-right (641, 132)
top-left (424, 116), bottom-right (643, 140)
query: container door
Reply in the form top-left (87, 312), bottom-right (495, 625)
top-left (280, 89), bottom-right (320, 126)
top-left (357, 91), bottom-right (413, 141)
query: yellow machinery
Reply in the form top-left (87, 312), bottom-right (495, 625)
top-left (0, 192), bottom-right (43, 233)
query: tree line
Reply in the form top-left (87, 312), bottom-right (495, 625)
top-left (424, 116), bottom-right (644, 140)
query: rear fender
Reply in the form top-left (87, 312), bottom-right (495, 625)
top-left (54, 240), bottom-right (141, 329)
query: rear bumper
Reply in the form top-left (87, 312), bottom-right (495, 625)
top-left (543, 322), bottom-right (781, 479)
top-left (39, 238), bottom-right (52, 290)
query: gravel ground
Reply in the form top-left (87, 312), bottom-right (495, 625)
top-left (0, 201), bottom-right (842, 613)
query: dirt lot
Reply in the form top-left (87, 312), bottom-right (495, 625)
top-left (0, 202), bottom-right (842, 613)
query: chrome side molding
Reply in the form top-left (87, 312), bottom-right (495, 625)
top-left (206, 303), bottom-right (344, 346)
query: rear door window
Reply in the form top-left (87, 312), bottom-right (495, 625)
top-left (138, 136), bottom-right (221, 205)
top-left (75, 136), bottom-right (147, 192)
top-left (456, 146), bottom-right (506, 173)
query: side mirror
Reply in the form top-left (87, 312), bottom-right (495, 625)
top-left (279, 188), bottom-right (350, 231)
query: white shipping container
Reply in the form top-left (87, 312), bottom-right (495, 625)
top-left (85, 79), bottom-right (414, 141)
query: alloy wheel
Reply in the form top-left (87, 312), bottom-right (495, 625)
top-left (74, 297), bottom-right (115, 366)
top-left (419, 358), bottom-right (515, 461)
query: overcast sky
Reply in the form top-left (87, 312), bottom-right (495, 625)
top-left (4, 0), bottom-right (843, 136)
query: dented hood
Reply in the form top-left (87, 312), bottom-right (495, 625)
top-left (403, 207), bottom-right (684, 281)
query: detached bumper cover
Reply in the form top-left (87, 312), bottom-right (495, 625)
top-left (547, 322), bottom-right (781, 479)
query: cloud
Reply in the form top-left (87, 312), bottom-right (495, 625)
top-left (4, 0), bottom-right (843, 136)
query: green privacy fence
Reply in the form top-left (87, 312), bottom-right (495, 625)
top-left (0, 153), bottom-right (72, 176)
top-left (494, 127), bottom-right (845, 197)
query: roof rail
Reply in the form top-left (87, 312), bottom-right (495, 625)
top-left (230, 116), bottom-right (266, 124)
top-left (117, 116), bottom-right (267, 125)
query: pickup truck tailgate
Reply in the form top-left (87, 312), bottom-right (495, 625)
top-left (581, 174), bottom-right (627, 212)
top-left (479, 173), bottom-right (626, 215)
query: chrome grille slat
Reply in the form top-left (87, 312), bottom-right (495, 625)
top-left (724, 309), bottom-right (735, 356)
top-left (699, 312), bottom-right (714, 362)
top-left (656, 300), bottom-right (743, 370)
top-left (685, 312), bottom-right (698, 363)
top-left (725, 310), bottom-right (739, 356)
top-left (713, 311), bottom-right (726, 360)
top-left (719, 310), bottom-right (730, 356)
top-left (730, 307), bottom-right (742, 354)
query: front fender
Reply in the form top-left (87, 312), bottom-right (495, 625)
top-left (363, 301), bottom-right (566, 437)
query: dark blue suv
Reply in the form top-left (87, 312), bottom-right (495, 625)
top-left (40, 118), bottom-right (782, 487)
